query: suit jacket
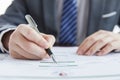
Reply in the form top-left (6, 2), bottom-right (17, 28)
top-left (0, 0), bottom-right (120, 39)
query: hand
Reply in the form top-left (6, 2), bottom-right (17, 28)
top-left (77, 30), bottom-right (120, 56)
top-left (9, 24), bottom-right (55, 60)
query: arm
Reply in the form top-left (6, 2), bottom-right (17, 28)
top-left (0, 0), bottom-right (55, 60)
top-left (0, 0), bottom-right (27, 51)
top-left (77, 16), bottom-right (120, 56)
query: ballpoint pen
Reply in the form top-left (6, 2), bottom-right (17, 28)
top-left (25, 14), bottom-right (57, 63)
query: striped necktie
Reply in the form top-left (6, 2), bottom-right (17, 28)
top-left (59, 0), bottom-right (77, 46)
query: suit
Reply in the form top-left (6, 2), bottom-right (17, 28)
top-left (0, 0), bottom-right (120, 42)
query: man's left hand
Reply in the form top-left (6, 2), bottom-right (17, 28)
top-left (77, 30), bottom-right (120, 56)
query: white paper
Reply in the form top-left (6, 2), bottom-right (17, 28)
top-left (0, 47), bottom-right (120, 79)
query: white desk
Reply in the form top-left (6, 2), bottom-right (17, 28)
top-left (0, 47), bottom-right (120, 80)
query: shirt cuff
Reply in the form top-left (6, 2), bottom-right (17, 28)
top-left (113, 25), bottom-right (120, 52)
top-left (113, 25), bottom-right (120, 33)
top-left (0, 28), bottom-right (16, 53)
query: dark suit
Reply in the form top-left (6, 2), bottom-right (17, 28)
top-left (0, 0), bottom-right (120, 40)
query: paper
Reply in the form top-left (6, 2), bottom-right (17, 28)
top-left (0, 47), bottom-right (120, 79)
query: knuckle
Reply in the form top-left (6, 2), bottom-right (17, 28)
top-left (105, 32), bottom-right (111, 36)
top-left (17, 24), bottom-right (26, 30)
top-left (49, 35), bottom-right (55, 39)
top-left (98, 30), bottom-right (105, 33)
top-left (89, 48), bottom-right (94, 53)
top-left (49, 35), bottom-right (56, 42)
top-left (18, 24), bottom-right (26, 28)
top-left (17, 24), bottom-right (31, 34)
top-left (98, 30), bottom-right (111, 35)
top-left (101, 50), bottom-right (106, 54)
top-left (88, 37), bottom-right (96, 42)
top-left (81, 48), bottom-right (86, 53)
top-left (107, 43), bottom-right (113, 48)
top-left (26, 28), bottom-right (34, 36)
top-left (97, 39), bottom-right (105, 44)
top-left (24, 43), bottom-right (33, 51)
top-left (35, 38), bottom-right (43, 44)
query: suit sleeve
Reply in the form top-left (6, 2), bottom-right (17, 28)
top-left (0, 0), bottom-right (28, 53)
top-left (0, 0), bottom-right (27, 32)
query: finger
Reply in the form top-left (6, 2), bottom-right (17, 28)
top-left (41, 33), bottom-right (55, 47)
top-left (9, 38), bottom-right (42, 59)
top-left (17, 24), bottom-right (49, 48)
top-left (13, 44), bottom-right (45, 60)
top-left (77, 30), bottom-right (107, 55)
top-left (85, 36), bottom-right (113, 56)
top-left (96, 41), bottom-right (117, 56)
top-left (14, 32), bottom-right (47, 58)
top-left (9, 35), bottom-right (26, 59)
top-left (9, 50), bottom-right (26, 59)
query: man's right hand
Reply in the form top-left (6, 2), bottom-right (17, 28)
top-left (8, 24), bottom-right (55, 60)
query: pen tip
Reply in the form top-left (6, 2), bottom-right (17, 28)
top-left (51, 55), bottom-right (57, 63)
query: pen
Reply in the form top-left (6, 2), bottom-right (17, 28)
top-left (25, 15), bottom-right (57, 63)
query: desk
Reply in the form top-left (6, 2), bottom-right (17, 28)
top-left (0, 47), bottom-right (120, 80)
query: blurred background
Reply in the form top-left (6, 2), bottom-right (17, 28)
top-left (0, 0), bottom-right (13, 15)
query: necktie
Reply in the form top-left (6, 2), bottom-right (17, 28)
top-left (59, 0), bottom-right (77, 46)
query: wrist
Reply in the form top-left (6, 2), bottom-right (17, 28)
top-left (2, 30), bottom-right (14, 50)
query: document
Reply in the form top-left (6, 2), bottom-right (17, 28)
top-left (0, 47), bottom-right (120, 79)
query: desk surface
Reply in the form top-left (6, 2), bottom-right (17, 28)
top-left (0, 47), bottom-right (120, 80)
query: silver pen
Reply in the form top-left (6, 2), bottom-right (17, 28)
top-left (25, 15), bottom-right (57, 63)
